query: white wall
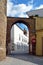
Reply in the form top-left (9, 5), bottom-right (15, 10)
top-left (11, 24), bottom-right (29, 53)
top-left (27, 9), bottom-right (43, 17)
top-left (11, 26), bottom-right (14, 43)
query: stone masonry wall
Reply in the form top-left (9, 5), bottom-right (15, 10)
top-left (0, 0), bottom-right (7, 60)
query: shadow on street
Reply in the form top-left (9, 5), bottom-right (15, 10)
top-left (8, 53), bottom-right (43, 65)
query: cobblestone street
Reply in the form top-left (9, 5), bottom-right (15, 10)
top-left (0, 53), bottom-right (43, 65)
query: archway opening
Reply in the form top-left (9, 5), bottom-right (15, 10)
top-left (6, 18), bottom-right (36, 56)
top-left (10, 22), bottom-right (29, 54)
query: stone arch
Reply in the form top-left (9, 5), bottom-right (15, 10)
top-left (6, 17), bottom-right (36, 55)
top-left (10, 20), bottom-right (30, 31)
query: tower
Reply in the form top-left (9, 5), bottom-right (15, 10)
top-left (0, 0), bottom-right (7, 60)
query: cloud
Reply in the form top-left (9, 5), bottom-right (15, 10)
top-left (18, 13), bottom-right (28, 18)
top-left (7, 0), bottom-right (33, 18)
top-left (7, 0), bottom-right (43, 18)
top-left (35, 4), bottom-right (43, 9)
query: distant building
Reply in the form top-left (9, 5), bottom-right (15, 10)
top-left (10, 24), bottom-right (29, 53)
top-left (26, 8), bottom-right (43, 17)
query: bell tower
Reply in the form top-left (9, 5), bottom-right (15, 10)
top-left (0, 0), bottom-right (7, 60)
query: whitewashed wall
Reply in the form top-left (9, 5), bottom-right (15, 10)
top-left (11, 24), bottom-right (29, 53)
top-left (11, 26), bottom-right (14, 43)
top-left (27, 9), bottom-right (43, 17)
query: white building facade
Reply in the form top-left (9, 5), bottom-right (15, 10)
top-left (11, 24), bottom-right (29, 53)
top-left (26, 8), bottom-right (43, 17)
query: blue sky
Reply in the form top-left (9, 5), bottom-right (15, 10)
top-left (16, 23), bottom-right (28, 31)
top-left (7, 0), bottom-right (43, 17)
top-left (7, 0), bottom-right (43, 30)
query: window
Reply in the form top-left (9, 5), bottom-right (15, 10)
top-left (22, 37), bottom-right (27, 43)
top-left (12, 43), bottom-right (14, 51)
top-left (17, 43), bottom-right (20, 49)
top-left (12, 48), bottom-right (14, 51)
top-left (19, 34), bottom-right (21, 40)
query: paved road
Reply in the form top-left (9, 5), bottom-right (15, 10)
top-left (0, 53), bottom-right (43, 65)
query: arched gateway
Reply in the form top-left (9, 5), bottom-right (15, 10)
top-left (6, 17), bottom-right (36, 55)
top-left (0, 0), bottom-right (43, 61)
top-left (0, 0), bottom-right (36, 60)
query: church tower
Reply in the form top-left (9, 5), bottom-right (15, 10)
top-left (0, 0), bottom-right (7, 60)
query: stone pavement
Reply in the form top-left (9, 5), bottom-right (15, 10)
top-left (0, 53), bottom-right (43, 65)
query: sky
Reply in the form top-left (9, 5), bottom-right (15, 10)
top-left (16, 23), bottom-right (28, 31)
top-left (7, 0), bottom-right (43, 30)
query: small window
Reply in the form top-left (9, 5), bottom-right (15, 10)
top-left (12, 47), bottom-right (14, 50)
top-left (17, 44), bottom-right (20, 49)
top-left (19, 35), bottom-right (21, 40)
